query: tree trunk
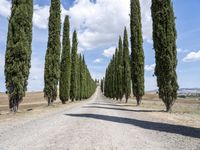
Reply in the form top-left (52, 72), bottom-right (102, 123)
top-left (12, 98), bottom-right (18, 112)
top-left (125, 95), bottom-right (129, 103)
top-left (136, 96), bottom-right (141, 106)
top-left (166, 103), bottom-right (172, 112)
top-left (48, 97), bottom-right (51, 106)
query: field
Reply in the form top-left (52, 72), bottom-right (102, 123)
top-left (1, 91), bottom-right (200, 128)
top-left (0, 92), bottom-right (61, 114)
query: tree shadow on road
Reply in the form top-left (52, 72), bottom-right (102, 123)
top-left (65, 113), bottom-right (200, 139)
top-left (89, 103), bottom-right (120, 107)
top-left (83, 106), bottom-right (164, 113)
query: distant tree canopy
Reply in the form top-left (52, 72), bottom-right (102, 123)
top-left (104, 28), bottom-right (131, 102)
top-left (151, 0), bottom-right (178, 112)
top-left (5, 0), bottom-right (33, 112)
top-left (69, 30), bottom-right (96, 101)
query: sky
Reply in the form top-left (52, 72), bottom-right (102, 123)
top-left (0, 0), bottom-right (200, 92)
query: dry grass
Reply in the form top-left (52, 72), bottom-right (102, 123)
top-left (118, 92), bottom-right (200, 128)
top-left (1, 91), bottom-right (200, 128)
top-left (0, 92), bottom-right (62, 114)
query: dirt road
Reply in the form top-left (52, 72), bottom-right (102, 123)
top-left (0, 87), bottom-right (199, 150)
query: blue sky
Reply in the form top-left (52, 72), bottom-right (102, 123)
top-left (0, 0), bottom-right (200, 92)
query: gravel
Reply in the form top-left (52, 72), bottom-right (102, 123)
top-left (0, 87), bottom-right (199, 150)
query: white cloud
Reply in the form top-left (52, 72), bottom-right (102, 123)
top-left (183, 50), bottom-right (200, 62)
top-left (33, 5), bottom-right (50, 29)
top-left (103, 46), bottom-right (116, 58)
top-left (177, 48), bottom-right (189, 53)
top-left (68, 0), bottom-right (152, 50)
top-left (0, 0), bottom-right (68, 29)
top-left (145, 64), bottom-right (155, 72)
top-left (93, 58), bottom-right (102, 63)
top-left (140, 0), bottom-right (152, 42)
top-left (0, 0), bottom-right (152, 51)
top-left (0, 0), bottom-right (11, 18)
top-left (33, 4), bottom-right (68, 29)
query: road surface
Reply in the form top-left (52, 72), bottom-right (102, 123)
top-left (0, 87), bottom-right (199, 150)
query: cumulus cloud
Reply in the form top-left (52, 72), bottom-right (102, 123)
top-left (177, 48), bottom-right (189, 53)
top-left (0, 0), bottom-right (11, 18)
top-left (0, 0), bottom-right (68, 29)
top-left (103, 46), bottom-right (116, 58)
top-left (68, 0), bottom-right (152, 50)
top-left (93, 58), bottom-right (102, 63)
top-left (33, 5), bottom-right (50, 29)
top-left (145, 64), bottom-right (155, 72)
top-left (183, 50), bottom-right (200, 62)
top-left (0, 0), bottom-right (152, 51)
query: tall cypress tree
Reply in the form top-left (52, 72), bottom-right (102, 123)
top-left (151, 0), bottom-right (178, 112)
top-left (114, 48), bottom-right (119, 100)
top-left (81, 56), bottom-right (86, 99)
top-left (79, 55), bottom-right (84, 100)
top-left (44, 0), bottom-right (61, 106)
top-left (118, 37), bottom-right (124, 100)
top-left (59, 15), bottom-right (71, 104)
top-left (5, 0), bottom-right (33, 112)
top-left (70, 30), bottom-right (78, 101)
top-left (123, 27), bottom-right (131, 103)
top-left (76, 54), bottom-right (81, 100)
top-left (100, 79), bottom-right (104, 93)
top-left (130, 0), bottom-right (145, 105)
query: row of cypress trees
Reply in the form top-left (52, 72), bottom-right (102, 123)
top-left (103, 0), bottom-right (178, 112)
top-left (4, 0), bottom-right (96, 111)
top-left (60, 18), bottom-right (96, 104)
top-left (104, 0), bottom-right (145, 105)
top-left (104, 28), bottom-right (131, 103)
top-left (44, 0), bottom-right (96, 105)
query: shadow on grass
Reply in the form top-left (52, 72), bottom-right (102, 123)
top-left (65, 113), bottom-right (200, 139)
top-left (83, 106), bottom-right (164, 113)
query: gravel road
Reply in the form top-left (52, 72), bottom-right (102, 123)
top-left (0, 87), bottom-right (199, 150)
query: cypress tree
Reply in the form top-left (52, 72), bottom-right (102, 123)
top-left (114, 49), bottom-right (119, 100)
top-left (151, 0), bottom-right (179, 112)
top-left (123, 27), bottom-right (131, 103)
top-left (70, 30), bottom-right (78, 101)
top-left (76, 54), bottom-right (81, 100)
top-left (118, 37), bottom-right (124, 100)
top-left (44, 0), bottom-right (61, 106)
top-left (130, 0), bottom-right (145, 105)
top-left (81, 56), bottom-right (86, 99)
top-left (100, 79), bottom-right (104, 93)
top-left (59, 15), bottom-right (71, 104)
top-left (5, 0), bottom-right (33, 112)
top-left (79, 55), bottom-right (83, 100)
